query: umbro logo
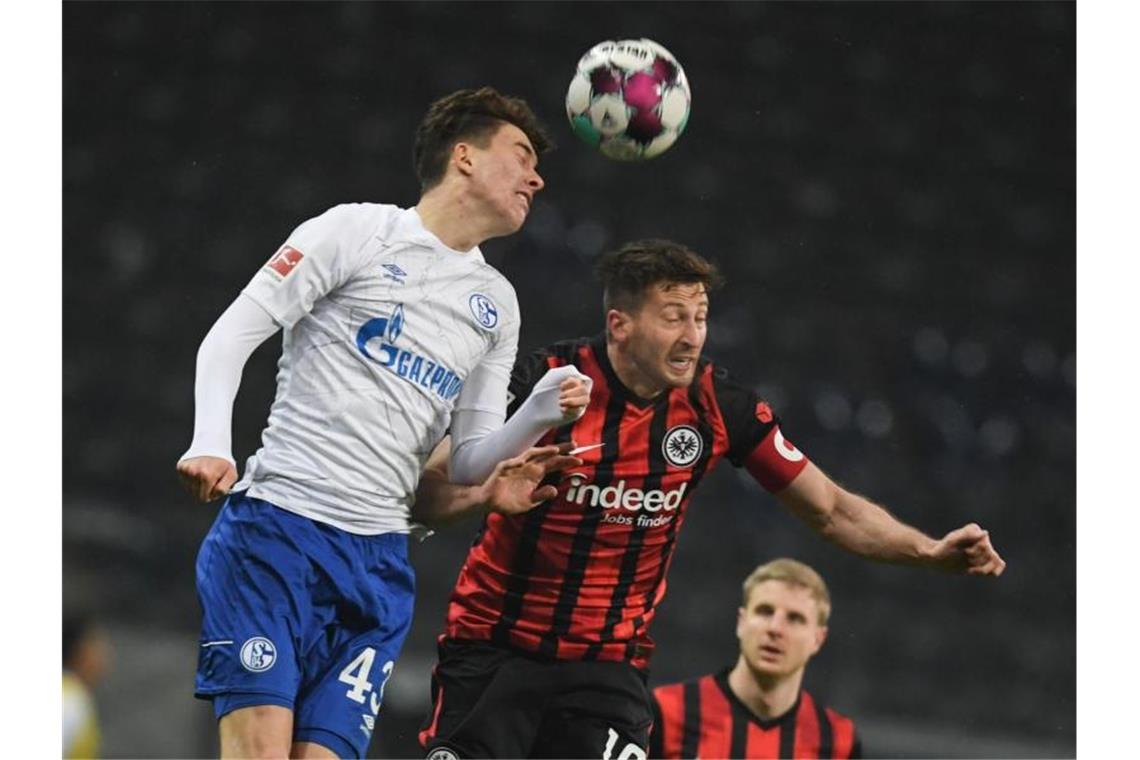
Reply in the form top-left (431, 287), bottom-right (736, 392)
top-left (381, 263), bottom-right (407, 284)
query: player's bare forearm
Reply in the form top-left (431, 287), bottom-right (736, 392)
top-left (813, 488), bottom-right (936, 566)
top-left (412, 438), bottom-right (582, 529)
top-left (413, 469), bottom-right (493, 528)
top-left (777, 462), bottom-right (1005, 575)
top-left (412, 437), bottom-right (490, 527)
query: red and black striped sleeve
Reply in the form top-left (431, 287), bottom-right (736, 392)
top-left (710, 367), bottom-right (809, 493)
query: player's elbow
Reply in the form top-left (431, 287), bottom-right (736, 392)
top-left (447, 441), bottom-right (487, 486)
top-left (409, 501), bottom-right (446, 530)
top-left (410, 477), bottom-right (452, 529)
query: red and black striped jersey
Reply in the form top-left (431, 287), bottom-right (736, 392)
top-left (444, 335), bottom-right (810, 669)
top-left (650, 671), bottom-right (860, 759)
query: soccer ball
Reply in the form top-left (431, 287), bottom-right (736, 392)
top-left (565, 38), bottom-right (691, 161)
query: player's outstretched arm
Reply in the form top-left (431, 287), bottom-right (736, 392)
top-left (413, 437), bottom-right (582, 528)
top-left (449, 365), bottom-right (592, 484)
top-left (776, 462), bottom-right (1006, 576)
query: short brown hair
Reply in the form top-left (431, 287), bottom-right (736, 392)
top-left (594, 239), bottom-right (724, 315)
top-left (413, 87), bottom-right (553, 191)
top-left (742, 558), bottom-right (832, 625)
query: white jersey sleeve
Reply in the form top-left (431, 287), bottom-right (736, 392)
top-left (446, 307), bottom-right (516, 483)
top-left (179, 294), bottom-right (281, 463)
top-left (452, 306), bottom-right (518, 417)
top-left (243, 204), bottom-right (376, 328)
top-left (449, 365), bottom-right (591, 484)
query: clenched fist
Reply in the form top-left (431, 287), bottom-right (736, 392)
top-left (557, 374), bottom-right (592, 422)
top-left (925, 523), bottom-right (1007, 576)
top-left (176, 456), bottom-right (237, 502)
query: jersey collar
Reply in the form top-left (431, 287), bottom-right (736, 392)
top-left (398, 206), bottom-right (486, 262)
top-left (713, 668), bottom-right (803, 731)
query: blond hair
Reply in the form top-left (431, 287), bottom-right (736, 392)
top-left (741, 558), bottom-right (831, 626)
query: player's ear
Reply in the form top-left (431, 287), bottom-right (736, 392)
top-left (452, 142), bottom-right (475, 177)
top-left (811, 625), bottom-right (828, 655)
top-left (606, 309), bottom-right (632, 342)
top-left (735, 606), bottom-right (746, 639)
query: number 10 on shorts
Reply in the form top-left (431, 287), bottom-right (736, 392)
top-left (338, 647), bottom-right (395, 716)
top-left (604, 728), bottom-right (647, 760)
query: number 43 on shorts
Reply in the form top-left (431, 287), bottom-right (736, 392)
top-left (338, 646), bottom-right (395, 716)
top-left (604, 728), bottom-right (647, 760)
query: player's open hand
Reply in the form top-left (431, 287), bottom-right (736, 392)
top-left (926, 523), bottom-right (1006, 576)
top-left (558, 374), bottom-right (592, 422)
top-left (176, 456), bottom-right (238, 502)
top-left (483, 443), bottom-right (582, 516)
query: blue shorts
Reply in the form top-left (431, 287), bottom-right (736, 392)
top-left (194, 492), bottom-right (415, 758)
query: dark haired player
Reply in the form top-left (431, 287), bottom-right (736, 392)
top-left (651, 558), bottom-right (859, 759)
top-left (416, 239), bottom-right (1005, 759)
top-left (176, 88), bottom-right (593, 759)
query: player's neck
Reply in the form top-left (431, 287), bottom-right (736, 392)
top-left (727, 656), bottom-right (804, 722)
top-left (606, 342), bottom-right (667, 400)
top-left (415, 188), bottom-right (489, 253)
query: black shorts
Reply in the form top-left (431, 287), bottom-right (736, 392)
top-left (419, 638), bottom-right (654, 759)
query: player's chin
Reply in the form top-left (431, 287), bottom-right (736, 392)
top-left (748, 657), bottom-right (787, 677)
top-left (489, 208), bottom-right (526, 238)
top-left (506, 203), bottom-right (529, 230)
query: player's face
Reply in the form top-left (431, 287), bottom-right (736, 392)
top-left (736, 580), bottom-right (827, 681)
top-left (618, 282), bottom-right (708, 394)
top-left (75, 628), bottom-right (112, 685)
top-left (467, 122), bottom-right (545, 235)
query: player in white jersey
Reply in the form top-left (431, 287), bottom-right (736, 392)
top-left (177, 88), bottom-right (590, 759)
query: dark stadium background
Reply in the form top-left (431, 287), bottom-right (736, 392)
top-left (62, 3), bottom-right (1074, 757)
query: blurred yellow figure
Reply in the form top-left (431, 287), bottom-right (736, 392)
top-left (63, 615), bottom-right (110, 759)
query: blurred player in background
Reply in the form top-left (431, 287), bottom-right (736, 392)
top-left (63, 613), bottom-right (111, 759)
top-left (416, 239), bottom-right (1005, 759)
top-left (176, 87), bottom-right (593, 759)
top-left (650, 558), bottom-right (859, 759)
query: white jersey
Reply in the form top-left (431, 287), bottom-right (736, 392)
top-left (233, 203), bottom-right (520, 534)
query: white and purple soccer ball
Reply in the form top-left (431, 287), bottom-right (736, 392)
top-left (565, 38), bottom-right (691, 161)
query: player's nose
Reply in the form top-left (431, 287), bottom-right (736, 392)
top-left (528, 170), bottom-right (544, 192)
